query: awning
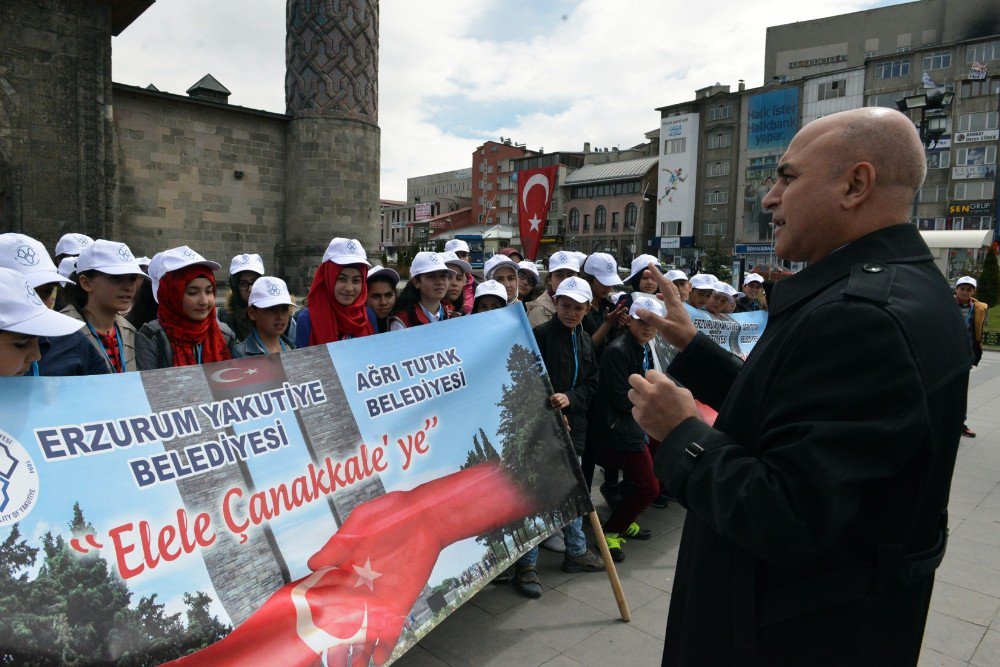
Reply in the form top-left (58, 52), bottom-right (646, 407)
top-left (919, 230), bottom-right (992, 249)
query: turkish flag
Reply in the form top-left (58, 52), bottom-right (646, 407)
top-left (517, 165), bottom-right (558, 261)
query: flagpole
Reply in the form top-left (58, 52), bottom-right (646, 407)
top-left (588, 511), bottom-right (632, 622)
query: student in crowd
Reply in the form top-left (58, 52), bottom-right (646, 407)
top-left (365, 266), bottom-right (399, 333)
top-left (624, 254), bottom-right (662, 298)
top-left (517, 260), bottom-right (542, 304)
top-left (389, 252), bottom-right (456, 330)
top-left (581, 253), bottom-right (627, 350)
top-left (53, 233), bottom-right (93, 265)
top-left (61, 240), bottom-right (145, 373)
top-left (705, 281), bottom-right (738, 316)
top-left (219, 253), bottom-right (265, 342)
top-left (666, 269), bottom-right (691, 302)
top-left (498, 247), bottom-right (523, 263)
top-left (136, 246), bottom-right (236, 369)
top-left (956, 275), bottom-right (989, 437)
top-left (515, 276), bottom-right (604, 597)
top-left (58, 257), bottom-right (77, 282)
top-left (526, 251), bottom-right (580, 327)
top-left (483, 254), bottom-right (519, 305)
top-left (686, 273), bottom-right (718, 310)
top-left (735, 272), bottom-right (768, 312)
top-left (442, 251), bottom-right (475, 314)
top-left (591, 295), bottom-right (665, 561)
top-left (0, 267), bottom-right (86, 377)
top-left (472, 280), bottom-right (508, 313)
top-left (126, 256), bottom-right (159, 331)
top-left (295, 238), bottom-right (373, 346)
top-left (444, 239), bottom-right (478, 309)
top-left (233, 277), bottom-right (296, 358)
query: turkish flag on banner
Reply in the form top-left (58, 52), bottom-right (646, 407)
top-left (517, 165), bottom-right (558, 261)
top-left (203, 355), bottom-right (288, 400)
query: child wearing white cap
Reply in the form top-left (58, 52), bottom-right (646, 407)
top-left (666, 269), bottom-right (691, 302)
top-left (388, 252), bottom-right (457, 330)
top-left (472, 280), bottom-right (508, 313)
top-left (233, 277), bottom-right (297, 357)
top-left (220, 253), bottom-right (266, 342)
top-left (442, 251), bottom-right (475, 314)
top-left (706, 281), bottom-right (738, 316)
top-left (135, 246), bottom-right (237, 370)
top-left (54, 233), bottom-right (94, 263)
top-left (60, 240), bottom-right (146, 373)
top-left (514, 275), bottom-right (605, 598)
top-left (526, 251), bottom-right (581, 328)
top-left (955, 275), bottom-right (988, 437)
top-left (365, 266), bottom-right (400, 333)
top-left (295, 238), bottom-right (374, 347)
top-left (581, 253), bottom-right (628, 350)
top-left (0, 267), bottom-right (85, 376)
top-left (590, 295), bottom-right (667, 562)
top-left (484, 254), bottom-right (520, 305)
top-left (687, 273), bottom-right (719, 310)
top-left (444, 240), bottom-right (479, 311)
top-left (517, 260), bottom-right (542, 304)
top-left (735, 273), bottom-right (768, 313)
top-left (0, 233), bottom-right (73, 310)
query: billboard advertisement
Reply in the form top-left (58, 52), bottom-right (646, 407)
top-left (657, 113), bottom-right (699, 238)
top-left (742, 87), bottom-right (800, 244)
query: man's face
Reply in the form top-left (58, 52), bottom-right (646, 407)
top-left (956, 285), bottom-right (976, 302)
top-left (762, 125), bottom-right (844, 264)
top-left (555, 296), bottom-right (588, 329)
top-left (688, 288), bottom-right (713, 310)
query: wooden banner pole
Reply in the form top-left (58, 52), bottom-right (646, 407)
top-left (588, 510), bottom-right (631, 622)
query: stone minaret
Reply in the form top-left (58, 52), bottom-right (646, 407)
top-left (282, 0), bottom-right (380, 293)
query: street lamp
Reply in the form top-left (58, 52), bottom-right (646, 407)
top-left (896, 89), bottom-right (954, 222)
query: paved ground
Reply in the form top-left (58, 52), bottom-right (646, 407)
top-left (396, 351), bottom-right (1000, 667)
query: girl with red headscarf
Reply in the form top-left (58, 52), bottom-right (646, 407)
top-left (294, 237), bottom-right (374, 347)
top-left (135, 246), bottom-right (237, 369)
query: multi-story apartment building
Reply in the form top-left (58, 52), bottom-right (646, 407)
top-left (471, 140), bottom-right (537, 227)
top-left (407, 168), bottom-right (473, 211)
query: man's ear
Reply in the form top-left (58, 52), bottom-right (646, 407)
top-left (842, 161), bottom-right (876, 210)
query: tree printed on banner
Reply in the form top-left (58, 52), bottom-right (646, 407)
top-left (0, 504), bottom-right (229, 665)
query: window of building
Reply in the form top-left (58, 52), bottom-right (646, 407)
top-left (966, 41), bottom-right (1000, 63)
top-left (918, 185), bottom-right (947, 202)
top-left (956, 146), bottom-right (997, 166)
top-left (705, 189), bottom-right (729, 205)
top-left (961, 78), bottom-right (1000, 98)
top-left (708, 131), bottom-right (732, 149)
top-left (625, 204), bottom-right (637, 230)
top-left (927, 151), bottom-right (950, 169)
top-left (568, 208), bottom-right (579, 231)
top-left (864, 50), bottom-right (879, 59)
top-left (702, 221), bottom-right (721, 236)
top-left (954, 181), bottom-right (995, 200)
top-left (708, 104), bottom-right (732, 121)
top-left (922, 51), bottom-right (952, 70)
top-left (874, 58), bottom-right (911, 79)
top-left (660, 220), bottom-right (681, 236)
top-left (707, 160), bottom-right (730, 177)
top-left (817, 79), bottom-right (847, 101)
top-left (664, 138), bottom-right (687, 154)
top-left (611, 211), bottom-right (619, 230)
top-left (958, 111), bottom-right (999, 132)
top-left (595, 206), bottom-right (607, 230)
top-left (583, 214), bottom-right (590, 231)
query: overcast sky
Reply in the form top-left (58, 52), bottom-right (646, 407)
top-left (112, 0), bottom-right (905, 200)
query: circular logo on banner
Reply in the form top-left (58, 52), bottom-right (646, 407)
top-left (0, 430), bottom-right (40, 526)
top-left (15, 246), bottom-right (38, 267)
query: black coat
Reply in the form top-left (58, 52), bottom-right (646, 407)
top-left (533, 318), bottom-right (598, 454)
top-left (589, 332), bottom-right (648, 453)
top-left (655, 224), bottom-right (970, 666)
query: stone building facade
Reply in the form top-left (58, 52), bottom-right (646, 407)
top-left (0, 0), bottom-right (382, 294)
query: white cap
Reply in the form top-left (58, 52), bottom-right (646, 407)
top-left (0, 234), bottom-right (71, 288)
top-left (409, 251), bottom-right (455, 278)
top-left (956, 276), bottom-right (977, 288)
top-left (136, 256), bottom-right (152, 267)
top-left (554, 276), bottom-right (593, 303)
top-left (713, 281), bottom-right (738, 298)
top-left (55, 233), bottom-right (94, 257)
top-left (484, 254), bottom-right (519, 279)
top-left (229, 253), bottom-right (266, 277)
top-left (58, 257), bottom-right (77, 280)
top-left (629, 294), bottom-right (666, 319)
top-left (441, 250), bottom-right (473, 276)
top-left (572, 251), bottom-right (588, 267)
top-left (322, 238), bottom-right (370, 267)
top-left (743, 272), bottom-right (764, 286)
top-left (689, 273), bottom-right (718, 290)
top-left (444, 239), bottom-right (470, 254)
top-left (367, 265), bottom-right (400, 285)
top-left (584, 253), bottom-right (624, 287)
top-left (517, 260), bottom-right (539, 278)
top-left (666, 269), bottom-right (688, 282)
top-left (548, 251), bottom-right (581, 274)
top-left (248, 276), bottom-right (294, 309)
top-left (626, 254), bottom-right (662, 282)
top-left (0, 267), bottom-right (83, 337)
top-left (474, 279), bottom-right (509, 303)
top-left (609, 292), bottom-right (627, 305)
top-left (147, 246), bottom-right (221, 303)
top-left (76, 240), bottom-right (146, 277)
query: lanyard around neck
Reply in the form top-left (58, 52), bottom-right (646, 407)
top-left (252, 329), bottom-right (286, 353)
top-left (85, 320), bottom-right (125, 373)
top-left (29, 361), bottom-right (39, 376)
top-left (570, 327), bottom-right (579, 390)
top-left (194, 343), bottom-right (202, 365)
top-left (419, 302), bottom-right (444, 323)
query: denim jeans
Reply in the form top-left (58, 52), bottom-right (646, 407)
top-left (517, 546), bottom-right (538, 568)
top-left (562, 516), bottom-right (587, 557)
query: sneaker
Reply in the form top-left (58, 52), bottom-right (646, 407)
top-left (962, 426), bottom-right (977, 438)
top-left (515, 566), bottom-right (543, 598)
top-left (540, 533), bottom-right (566, 553)
top-left (623, 522), bottom-right (652, 540)
top-left (492, 566), bottom-right (514, 584)
top-left (562, 549), bottom-right (606, 573)
top-left (605, 533), bottom-right (626, 562)
top-left (650, 494), bottom-right (671, 509)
